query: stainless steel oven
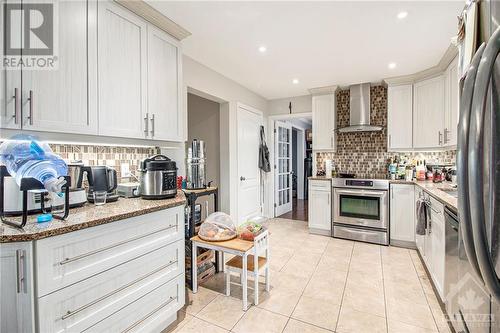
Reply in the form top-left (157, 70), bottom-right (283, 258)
top-left (332, 179), bottom-right (389, 245)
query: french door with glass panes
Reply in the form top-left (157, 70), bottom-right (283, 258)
top-left (274, 121), bottom-right (292, 216)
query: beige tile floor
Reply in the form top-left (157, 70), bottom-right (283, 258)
top-left (166, 218), bottom-right (451, 333)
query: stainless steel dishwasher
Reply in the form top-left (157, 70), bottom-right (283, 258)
top-left (444, 206), bottom-right (459, 323)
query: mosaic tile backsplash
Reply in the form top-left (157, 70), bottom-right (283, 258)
top-left (50, 144), bottom-right (159, 180)
top-left (316, 85), bottom-right (457, 179)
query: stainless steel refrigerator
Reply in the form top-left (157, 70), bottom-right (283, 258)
top-left (457, 0), bottom-right (500, 332)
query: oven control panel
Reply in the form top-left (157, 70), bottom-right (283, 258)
top-left (345, 180), bottom-right (373, 187)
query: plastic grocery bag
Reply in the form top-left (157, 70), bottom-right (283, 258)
top-left (198, 212), bottom-right (237, 241)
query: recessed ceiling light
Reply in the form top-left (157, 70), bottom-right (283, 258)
top-left (292, 78), bottom-right (299, 84)
top-left (397, 11), bottom-right (408, 19)
top-left (388, 63), bottom-right (397, 69)
top-left (258, 45), bottom-right (267, 53)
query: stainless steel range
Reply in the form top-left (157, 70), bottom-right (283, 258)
top-left (331, 178), bottom-right (389, 245)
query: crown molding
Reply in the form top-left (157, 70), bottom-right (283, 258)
top-left (384, 43), bottom-right (458, 85)
top-left (308, 85), bottom-right (339, 95)
top-left (115, 0), bottom-right (191, 41)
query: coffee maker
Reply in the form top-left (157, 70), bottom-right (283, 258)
top-left (82, 166), bottom-right (119, 203)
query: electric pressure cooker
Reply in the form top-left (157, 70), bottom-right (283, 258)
top-left (138, 155), bottom-right (177, 199)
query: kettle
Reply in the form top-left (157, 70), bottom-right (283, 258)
top-left (81, 166), bottom-right (119, 202)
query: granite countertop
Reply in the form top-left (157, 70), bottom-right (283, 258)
top-left (411, 180), bottom-right (458, 211)
top-left (0, 193), bottom-right (186, 243)
top-left (308, 176), bottom-right (332, 181)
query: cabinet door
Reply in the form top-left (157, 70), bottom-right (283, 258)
top-left (312, 94), bottom-right (336, 151)
top-left (444, 57), bottom-right (459, 147)
top-left (0, 0), bottom-right (22, 130)
top-left (308, 188), bottom-right (331, 231)
top-left (389, 184), bottom-right (415, 243)
top-left (431, 206), bottom-right (445, 298)
top-left (387, 84), bottom-right (413, 150)
top-left (413, 76), bottom-right (445, 148)
top-left (22, 0), bottom-right (97, 134)
top-left (147, 25), bottom-right (182, 141)
top-left (98, 1), bottom-right (148, 139)
top-left (0, 242), bottom-right (34, 333)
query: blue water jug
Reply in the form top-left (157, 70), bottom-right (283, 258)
top-left (0, 135), bottom-right (68, 193)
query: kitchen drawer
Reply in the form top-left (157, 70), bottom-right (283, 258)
top-left (333, 225), bottom-right (388, 245)
top-left (36, 206), bottom-right (184, 296)
top-left (309, 179), bottom-right (331, 191)
top-left (85, 274), bottom-right (184, 333)
top-left (38, 239), bottom-right (184, 333)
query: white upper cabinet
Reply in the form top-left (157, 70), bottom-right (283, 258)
top-left (389, 184), bottom-right (415, 244)
top-left (312, 94), bottom-right (336, 151)
top-left (0, 0), bottom-right (22, 130)
top-left (98, 1), bottom-right (148, 139)
top-left (22, 0), bottom-right (97, 135)
top-left (147, 26), bottom-right (183, 142)
top-left (387, 84), bottom-right (413, 150)
top-left (413, 75), bottom-right (445, 149)
top-left (444, 56), bottom-right (459, 147)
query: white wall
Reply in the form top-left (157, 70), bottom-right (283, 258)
top-left (183, 55), bottom-right (267, 111)
top-left (183, 55), bottom-right (269, 221)
top-left (268, 94), bottom-right (312, 116)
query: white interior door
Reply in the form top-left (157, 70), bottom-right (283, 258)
top-left (237, 106), bottom-right (262, 224)
top-left (274, 121), bottom-right (293, 216)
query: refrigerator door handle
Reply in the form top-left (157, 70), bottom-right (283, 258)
top-left (458, 42), bottom-right (486, 284)
top-left (468, 26), bottom-right (500, 302)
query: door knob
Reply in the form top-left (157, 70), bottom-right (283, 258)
top-left (240, 176), bottom-right (246, 181)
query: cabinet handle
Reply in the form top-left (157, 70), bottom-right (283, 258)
top-left (443, 128), bottom-right (448, 144)
top-left (144, 113), bottom-right (149, 135)
top-left (389, 134), bottom-right (392, 147)
top-left (27, 90), bottom-right (33, 125)
top-left (58, 224), bottom-right (177, 265)
top-left (438, 131), bottom-right (443, 145)
top-left (61, 260), bottom-right (177, 320)
top-left (121, 296), bottom-right (177, 333)
top-left (16, 249), bottom-right (26, 294)
top-left (150, 114), bottom-right (155, 137)
top-left (13, 88), bottom-right (19, 124)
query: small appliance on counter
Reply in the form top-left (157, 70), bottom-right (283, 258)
top-left (138, 155), bottom-right (177, 199)
top-left (117, 182), bottom-right (140, 198)
top-left (2, 175), bottom-right (47, 215)
top-left (186, 139), bottom-right (207, 189)
top-left (82, 166), bottom-right (119, 203)
top-left (67, 161), bottom-right (87, 207)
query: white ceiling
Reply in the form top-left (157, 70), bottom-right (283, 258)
top-left (148, 1), bottom-right (464, 100)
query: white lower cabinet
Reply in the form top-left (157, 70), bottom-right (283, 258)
top-left (389, 184), bottom-right (415, 245)
top-left (308, 180), bottom-right (332, 235)
top-left (0, 206), bottom-right (185, 333)
top-left (0, 242), bottom-right (35, 333)
top-left (414, 189), bottom-right (446, 300)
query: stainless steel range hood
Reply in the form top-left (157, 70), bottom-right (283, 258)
top-left (337, 83), bottom-right (383, 133)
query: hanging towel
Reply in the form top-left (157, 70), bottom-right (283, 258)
top-left (259, 126), bottom-right (271, 173)
top-left (416, 199), bottom-right (428, 235)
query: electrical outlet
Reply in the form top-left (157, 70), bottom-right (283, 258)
top-left (120, 163), bottom-right (130, 177)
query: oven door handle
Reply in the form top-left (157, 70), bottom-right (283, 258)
top-left (334, 189), bottom-right (386, 197)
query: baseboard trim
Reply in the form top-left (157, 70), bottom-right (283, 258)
top-left (309, 228), bottom-right (332, 236)
top-left (390, 239), bottom-right (417, 249)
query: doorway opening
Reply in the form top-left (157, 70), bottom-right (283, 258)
top-left (187, 92), bottom-right (221, 221)
top-left (272, 115), bottom-right (312, 222)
